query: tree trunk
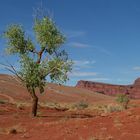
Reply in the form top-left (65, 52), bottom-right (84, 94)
top-left (30, 88), bottom-right (38, 117)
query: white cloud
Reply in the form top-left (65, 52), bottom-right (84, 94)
top-left (69, 42), bottom-right (90, 48)
top-left (65, 31), bottom-right (86, 38)
top-left (70, 60), bottom-right (97, 78)
top-left (74, 60), bottom-right (96, 66)
top-left (84, 78), bottom-right (110, 82)
top-left (68, 42), bottom-right (112, 56)
top-left (0, 64), bottom-right (4, 69)
top-left (70, 71), bottom-right (98, 77)
top-left (133, 66), bottom-right (140, 71)
top-left (92, 46), bottom-right (112, 56)
top-left (73, 60), bottom-right (96, 70)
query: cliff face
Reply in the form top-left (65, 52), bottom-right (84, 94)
top-left (76, 78), bottom-right (140, 99)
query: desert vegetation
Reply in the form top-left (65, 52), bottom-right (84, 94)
top-left (116, 94), bottom-right (130, 109)
top-left (2, 11), bottom-right (72, 117)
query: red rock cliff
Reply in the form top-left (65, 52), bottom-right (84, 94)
top-left (76, 78), bottom-right (140, 99)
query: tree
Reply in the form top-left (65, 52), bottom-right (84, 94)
top-left (3, 16), bottom-right (73, 117)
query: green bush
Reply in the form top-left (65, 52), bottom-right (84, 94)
top-left (116, 94), bottom-right (130, 109)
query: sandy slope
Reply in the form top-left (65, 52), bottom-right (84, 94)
top-left (0, 74), bottom-right (114, 104)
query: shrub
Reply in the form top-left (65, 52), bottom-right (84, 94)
top-left (16, 103), bottom-right (24, 110)
top-left (0, 99), bottom-right (7, 104)
top-left (104, 104), bottom-right (124, 113)
top-left (116, 94), bottom-right (130, 109)
top-left (73, 101), bottom-right (88, 110)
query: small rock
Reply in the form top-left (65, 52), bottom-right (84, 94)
top-left (9, 128), bottom-right (17, 134)
top-left (101, 113), bottom-right (108, 117)
top-left (126, 111), bottom-right (132, 116)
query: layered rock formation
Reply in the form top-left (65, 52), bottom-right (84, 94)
top-left (76, 78), bottom-right (140, 99)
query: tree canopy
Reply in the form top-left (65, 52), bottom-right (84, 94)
top-left (3, 16), bottom-right (73, 116)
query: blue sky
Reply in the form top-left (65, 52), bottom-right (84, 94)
top-left (1, 0), bottom-right (140, 86)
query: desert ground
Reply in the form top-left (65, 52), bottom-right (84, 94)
top-left (0, 74), bottom-right (140, 140)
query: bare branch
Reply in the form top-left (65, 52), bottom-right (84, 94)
top-left (0, 62), bottom-right (24, 82)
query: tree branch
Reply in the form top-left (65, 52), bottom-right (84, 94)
top-left (0, 63), bottom-right (24, 83)
top-left (37, 48), bottom-right (45, 64)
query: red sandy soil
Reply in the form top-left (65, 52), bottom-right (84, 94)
top-left (0, 74), bottom-right (140, 140)
top-left (0, 102), bottom-right (140, 140)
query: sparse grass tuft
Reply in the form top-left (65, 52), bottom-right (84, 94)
top-left (14, 101), bottom-right (31, 109)
top-left (103, 104), bottom-right (124, 113)
top-left (16, 103), bottom-right (24, 110)
top-left (0, 99), bottom-right (8, 104)
top-left (39, 102), bottom-right (69, 111)
top-left (72, 101), bottom-right (89, 110)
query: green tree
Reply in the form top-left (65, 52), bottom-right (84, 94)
top-left (3, 16), bottom-right (73, 117)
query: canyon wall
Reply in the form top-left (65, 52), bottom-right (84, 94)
top-left (76, 78), bottom-right (140, 99)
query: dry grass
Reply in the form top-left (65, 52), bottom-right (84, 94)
top-left (14, 101), bottom-right (31, 109)
top-left (71, 101), bottom-right (89, 110)
top-left (39, 101), bottom-right (125, 115)
top-left (0, 99), bottom-right (8, 104)
top-left (102, 104), bottom-right (124, 113)
top-left (80, 135), bottom-right (114, 140)
top-left (39, 101), bottom-right (69, 111)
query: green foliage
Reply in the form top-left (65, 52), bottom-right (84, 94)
top-left (3, 15), bottom-right (72, 95)
top-left (34, 17), bottom-right (65, 54)
top-left (116, 94), bottom-right (129, 104)
top-left (3, 25), bottom-right (34, 54)
top-left (18, 55), bottom-right (46, 93)
top-left (48, 57), bottom-right (73, 83)
top-left (116, 94), bottom-right (130, 109)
